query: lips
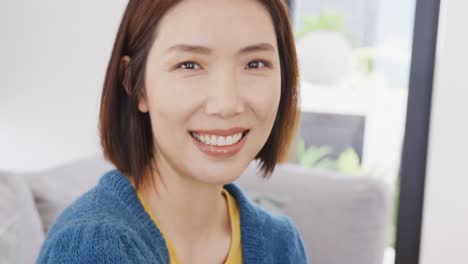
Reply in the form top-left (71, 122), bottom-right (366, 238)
top-left (188, 127), bottom-right (250, 158)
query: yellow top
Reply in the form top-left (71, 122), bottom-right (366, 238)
top-left (136, 189), bottom-right (243, 264)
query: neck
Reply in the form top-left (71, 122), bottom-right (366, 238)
top-left (137, 160), bottom-right (230, 244)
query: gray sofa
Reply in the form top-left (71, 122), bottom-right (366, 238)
top-left (0, 156), bottom-right (392, 264)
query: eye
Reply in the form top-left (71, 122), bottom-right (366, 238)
top-left (246, 60), bottom-right (271, 70)
top-left (176, 61), bottom-right (202, 70)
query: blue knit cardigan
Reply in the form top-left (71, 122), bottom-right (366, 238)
top-left (37, 169), bottom-right (308, 263)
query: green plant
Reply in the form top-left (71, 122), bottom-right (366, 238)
top-left (337, 148), bottom-right (362, 175)
top-left (296, 138), bottom-right (334, 169)
top-left (295, 138), bottom-right (363, 175)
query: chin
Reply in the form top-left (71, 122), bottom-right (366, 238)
top-left (190, 163), bottom-right (247, 186)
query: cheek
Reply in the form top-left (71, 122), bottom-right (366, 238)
top-left (144, 80), bottom-right (195, 143)
top-left (145, 76), bottom-right (201, 117)
top-left (242, 76), bottom-right (281, 120)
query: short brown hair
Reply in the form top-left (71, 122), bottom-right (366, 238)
top-left (99, 0), bottom-right (300, 190)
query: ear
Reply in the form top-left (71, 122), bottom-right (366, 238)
top-left (120, 56), bottom-right (149, 113)
top-left (137, 90), bottom-right (149, 113)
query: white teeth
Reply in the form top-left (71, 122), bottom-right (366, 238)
top-left (226, 135), bottom-right (233, 145)
top-left (217, 136), bottom-right (226, 146)
top-left (191, 132), bottom-right (244, 146)
top-left (210, 135), bottom-right (217, 145)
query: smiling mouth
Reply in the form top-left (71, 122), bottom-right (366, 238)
top-left (188, 129), bottom-right (250, 146)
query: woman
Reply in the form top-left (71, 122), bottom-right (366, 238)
top-left (37, 0), bottom-right (307, 263)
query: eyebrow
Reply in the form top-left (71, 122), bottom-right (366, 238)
top-left (166, 42), bottom-right (275, 55)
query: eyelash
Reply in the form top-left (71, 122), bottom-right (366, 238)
top-left (175, 60), bottom-right (271, 71)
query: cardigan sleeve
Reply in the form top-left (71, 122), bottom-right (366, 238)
top-left (36, 223), bottom-right (161, 264)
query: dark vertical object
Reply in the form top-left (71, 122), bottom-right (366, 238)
top-left (395, 0), bottom-right (440, 263)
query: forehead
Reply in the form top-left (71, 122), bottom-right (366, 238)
top-left (152, 0), bottom-right (278, 55)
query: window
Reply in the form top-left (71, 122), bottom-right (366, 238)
top-left (285, 0), bottom-right (428, 263)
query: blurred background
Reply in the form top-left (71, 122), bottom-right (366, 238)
top-left (1, 0), bottom-right (467, 264)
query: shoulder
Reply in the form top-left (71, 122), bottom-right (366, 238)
top-left (44, 171), bottom-right (135, 234)
top-left (45, 178), bottom-right (124, 232)
top-left (37, 221), bottom-right (156, 264)
top-left (37, 188), bottom-right (138, 263)
top-left (261, 209), bottom-right (299, 238)
top-left (225, 183), bottom-right (308, 263)
top-left (37, 170), bottom-right (165, 263)
top-left (258, 208), bottom-right (308, 263)
top-left (37, 223), bottom-right (131, 263)
top-left (239, 197), bottom-right (308, 263)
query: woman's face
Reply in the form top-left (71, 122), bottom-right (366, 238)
top-left (139, 0), bottom-right (281, 185)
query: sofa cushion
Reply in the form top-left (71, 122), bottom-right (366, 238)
top-left (0, 171), bottom-right (45, 264)
top-left (236, 161), bottom-right (392, 264)
top-left (25, 156), bottom-right (114, 232)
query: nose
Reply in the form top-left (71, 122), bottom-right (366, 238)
top-left (204, 67), bottom-right (245, 118)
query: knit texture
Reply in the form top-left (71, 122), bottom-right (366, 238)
top-left (36, 169), bottom-right (308, 264)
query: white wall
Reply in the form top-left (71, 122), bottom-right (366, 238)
top-left (420, 0), bottom-right (468, 263)
top-left (1, 1), bottom-right (127, 172)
